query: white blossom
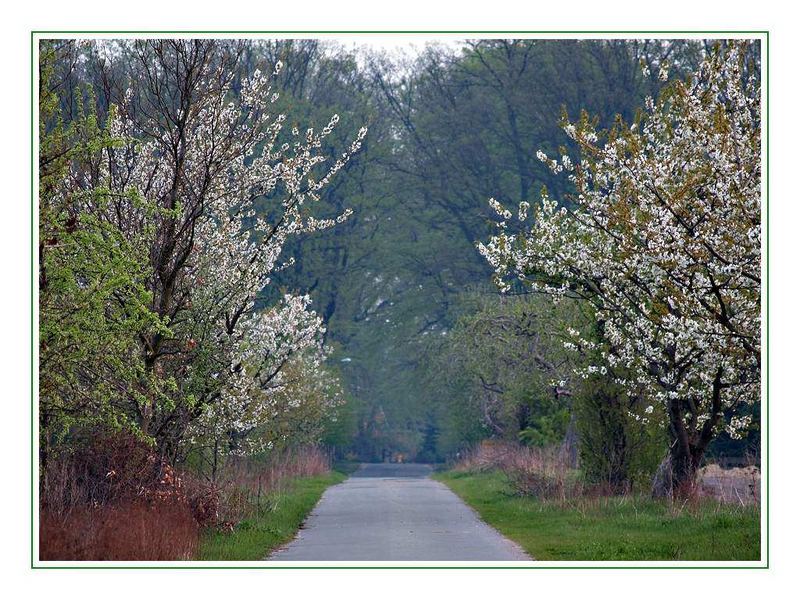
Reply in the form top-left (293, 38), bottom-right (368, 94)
top-left (479, 44), bottom-right (761, 446)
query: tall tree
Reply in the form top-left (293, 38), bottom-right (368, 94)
top-left (49, 39), bottom-right (365, 461)
top-left (479, 42), bottom-right (761, 490)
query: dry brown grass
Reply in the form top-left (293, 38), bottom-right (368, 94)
top-left (453, 440), bottom-right (580, 500)
top-left (39, 440), bottom-right (333, 561)
top-left (40, 501), bottom-right (198, 561)
top-left (39, 431), bottom-right (201, 561)
top-left (453, 440), bottom-right (761, 512)
top-left (208, 446), bottom-right (332, 525)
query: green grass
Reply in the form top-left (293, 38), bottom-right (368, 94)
top-left (197, 470), bottom-right (347, 561)
top-left (434, 470), bottom-right (760, 561)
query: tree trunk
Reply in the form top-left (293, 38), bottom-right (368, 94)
top-left (653, 437), bottom-right (706, 499)
top-left (211, 438), bottom-right (219, 485)
top-left (664, 369), bottom-right (724, 497)
top-left (669, 441), bottom-right (702, 496)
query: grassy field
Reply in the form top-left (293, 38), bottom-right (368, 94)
top-left (434, 469), bottom-right (760, 561)
top-left (197, 470), bottom-right (347, 561)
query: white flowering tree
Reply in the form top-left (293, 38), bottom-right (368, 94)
top-left (185, 294), bottom-right (344, 479)
top-left (83, 40), bottom-right (365, 459)
top-left (478, 42), bottom-right (761, 491)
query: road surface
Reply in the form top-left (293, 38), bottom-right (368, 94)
top-left (268, 463), bottom-right (531, 561)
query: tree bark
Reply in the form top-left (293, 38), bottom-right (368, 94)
top-left (664, 367), bottom-right (725, 496)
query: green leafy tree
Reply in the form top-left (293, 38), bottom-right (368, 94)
top-left (39, 42), bottom-right (166, 462)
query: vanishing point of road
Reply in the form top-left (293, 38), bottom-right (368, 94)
top-left (268, 463), bottom-right (531, 562)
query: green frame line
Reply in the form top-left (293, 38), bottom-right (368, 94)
top-left (30, 29), bottom-right (769, 570)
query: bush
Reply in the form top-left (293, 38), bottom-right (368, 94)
top-left (182, 445), bottom-right (332, 526)
top-left (41, 429), bottom-right (192, 512)
top-left (500, 445), bottom-right (576, 499)
top-left (505, 465), bottom-right (566, 499)
top-left (39, 429), bottom-right (204, 560)
top-left (575, 375), bottom-right (664, 493)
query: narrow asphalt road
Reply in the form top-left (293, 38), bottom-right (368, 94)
top-left (268, 463), bottom-right (531, 561)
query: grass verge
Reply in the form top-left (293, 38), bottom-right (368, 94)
top-left (197, 470), bottom-right (347, 560)
top-left (434, 469), bottom-right (760, 561)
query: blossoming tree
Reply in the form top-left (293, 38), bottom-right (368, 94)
top-left (478, 42), bottom-right (761, 490)
top-left (85, 40), bottom-right (365, 459)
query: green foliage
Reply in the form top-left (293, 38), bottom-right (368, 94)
top-left (320, 389), bottom-right (360, 450)
top-left (40, 38), bottom-right (750, 483)
top-left (422, 291), bottom-right (588, 458)
top-left (38, 41), bottom-right (164, 451)
top-left (40, 40), bottom-right (353, 472)
top-left (518, 409), bottom-right (571, 448)
top-left (260, 40), bottom-right (705, 460)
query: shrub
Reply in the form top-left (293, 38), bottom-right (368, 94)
top-left (499, 445), bottom-right (575, 499)
top-left (41, 429), bottom-right (188, 512)
top-left (39, 429), bottom-right (203, 561)
top-left (39, 435), bottom-right (332, 560)
top-left (575, 375), bottom-right (664, 493)
top-left (505, 464), bottom-right (566, 499)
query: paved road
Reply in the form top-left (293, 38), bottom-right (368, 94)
top-left (268, 463), bottom-right (531, 561)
